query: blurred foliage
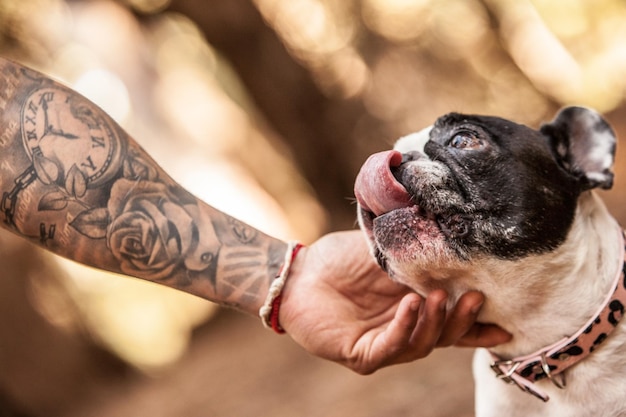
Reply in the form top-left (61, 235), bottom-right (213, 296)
top-left (253, 0), bottom-right (626, 123)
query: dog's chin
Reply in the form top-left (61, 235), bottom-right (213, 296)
top-left (359, 205), bottom-right (462, 282)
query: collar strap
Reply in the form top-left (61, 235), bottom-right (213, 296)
top-left (489, 228), bottom-right (626, 402)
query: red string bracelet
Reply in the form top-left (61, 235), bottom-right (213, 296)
top-left (269, 294), bottom-right (286, 334)
top-left (259, 241), bottom-right (304, 334)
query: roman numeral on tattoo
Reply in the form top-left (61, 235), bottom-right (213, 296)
top-left (81, 155), bottom-right (96, 171)
top-left (26, 129), bottom-right (37, 141)
top-left (91, 136), bottom-right (105, 148)
top-left (39, 91), bottom-right (54, 105)
top-left (28, 100), bottom-right (37, 115)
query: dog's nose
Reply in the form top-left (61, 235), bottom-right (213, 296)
top-left (354, 150), bottom-right (415, 216)
top-left (392, 151), bottom-right (427, 184)
top-left (400, 150), bottom-right (427, 163)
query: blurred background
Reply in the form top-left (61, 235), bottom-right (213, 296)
top-left (1, 0), bottom-right (626, 416)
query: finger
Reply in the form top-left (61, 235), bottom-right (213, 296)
top-left (436, 291), bottom-right (485, 347)
top-left (350, 294), bottom-right (423, 375)
top-left (372, 293), bottom-right (423, 358)
top-left (406, 289), bottom-right (448, 358)
top-left (456, 323), bottom-right (512, 348)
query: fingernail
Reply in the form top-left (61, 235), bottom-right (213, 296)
top-left (470, 301), bottom-right (484, 314)
top-left (410, 300), bottom-right (421, 311)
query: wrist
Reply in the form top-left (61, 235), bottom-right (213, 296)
top-left (277, 244), bottom-right (308, 334)
top-left (259, 241), bottom-right (304, 333)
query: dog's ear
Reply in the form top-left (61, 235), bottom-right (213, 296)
top-left (540, 106), bottom-right (616, 190)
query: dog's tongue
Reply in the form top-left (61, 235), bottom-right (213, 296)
top-left (354, 150), bottom-right (413, 216)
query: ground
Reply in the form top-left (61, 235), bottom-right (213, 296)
top-left (67, 308), bottom-right (478, 417)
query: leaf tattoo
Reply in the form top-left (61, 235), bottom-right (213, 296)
top-left (33, 153), bottom-right (60, 185)
top-left (65, 164), bottom-right (87, 198)
top-left (38, 191), bottom-right (68, 211)
top-left (70, 207), bottom-right (110, 238)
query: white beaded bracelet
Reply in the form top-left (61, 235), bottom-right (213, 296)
top-left (259, 240), bottom-right (303, 333)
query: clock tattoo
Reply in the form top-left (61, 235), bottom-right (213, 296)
top-left (20, 86), bottom-right (123, 187)
top-left (2, 85), bottom-right (125, 235)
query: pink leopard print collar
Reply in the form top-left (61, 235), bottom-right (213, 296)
top-left (489, 228), bottom-right (626, 402)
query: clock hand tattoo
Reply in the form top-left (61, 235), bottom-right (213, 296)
top-left (40, 98), bottom-right (79, 139)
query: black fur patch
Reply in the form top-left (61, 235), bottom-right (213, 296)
top-left (395, 112), bottom-right (582, 259)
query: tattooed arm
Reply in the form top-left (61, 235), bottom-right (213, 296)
top-left (0, 57), bottom-right (288, 315)
top-left (0, 58), bottom-right (509, 374)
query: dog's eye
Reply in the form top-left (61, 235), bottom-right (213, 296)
top-left (449, 133), bottom-right (484, 150)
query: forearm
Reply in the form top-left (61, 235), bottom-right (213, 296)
top-left (0, 57), bottom-right (287, 315)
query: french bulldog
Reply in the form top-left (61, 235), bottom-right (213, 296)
top-left (354, 107), bottom-right (626, 417)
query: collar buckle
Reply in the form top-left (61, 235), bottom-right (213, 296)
top-left (490, 359), bottom-right (520, 384)
top-left (490, 359), bottom-right (550, 402)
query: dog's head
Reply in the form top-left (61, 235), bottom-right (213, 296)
top-left (355, 107), bottom-right (616, 291)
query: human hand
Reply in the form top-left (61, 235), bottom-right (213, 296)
top-left (279, 230), bottom-right (511, 374)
